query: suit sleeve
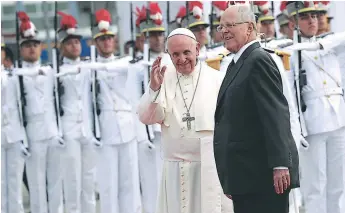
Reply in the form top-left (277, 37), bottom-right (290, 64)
top-left (249, 52), bottom-right (292, 169)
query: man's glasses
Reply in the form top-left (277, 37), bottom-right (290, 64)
top-left (216, 22), bottom-right (249, 32)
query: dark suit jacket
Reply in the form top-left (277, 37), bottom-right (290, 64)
top-left (213, 42), bottom-right (300, 195)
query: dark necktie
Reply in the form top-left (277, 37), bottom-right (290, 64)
top-left (226, 59), bottom-right (235, 74)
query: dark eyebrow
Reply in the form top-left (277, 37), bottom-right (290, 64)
top-left (183, 50), bottom-right (191, 54)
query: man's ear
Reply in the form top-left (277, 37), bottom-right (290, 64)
top-left (288, 20), bottom-right (295, 32)
top-left (196, 42), bottom-right (200, 56)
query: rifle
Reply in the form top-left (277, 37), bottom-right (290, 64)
top-left (90, 2), bottom-right (102, 146)
top-left (15, 11), bottom-right (30, 158)
top-left (293, 2), bottom-right (308, 138)
top-left (52, 1), bottom-right (64, 146)
top-left (209, 3), bottom-right (214, 47)
top-left (166, 1), bottom-right (170, 35)
top-left (271, 1), bottom-right (277, 38)
top-left (143, 2), bottom-right (155, 147)
top-left (130, 2), bottom-right (135, 59)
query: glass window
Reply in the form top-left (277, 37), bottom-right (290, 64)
top-left (57, 2), bottom-right (68, 11)
top-left (2, 5), bottom-right (16, 16)
top-left (1, 20), bottom-right (15, 29)
top-left (31, 18), bottom-right (44, 30)
top-left (24, 4), bottom-right (39, 13)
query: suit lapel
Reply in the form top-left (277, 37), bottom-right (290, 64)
top-left (216, 42), bottom-right (261, 106)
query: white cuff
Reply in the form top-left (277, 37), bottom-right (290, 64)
top-left (274, 167), bottom-right (288, 170)
top-left (149, 87), bottom-right (161, 103)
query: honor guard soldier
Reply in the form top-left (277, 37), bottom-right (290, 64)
top-left (286, 2), bottom-right (345, 213)
top-left (175, 1), bottom-right (211, 60)
top-left (55, 11), bottom-right (98, 213)
top-left (277, 1), bottom-right (293, 40)
top-left (315, 1), bottom-right (332, 37)
top-left (256, 1), bottom-right (276, 41)
top-left (14, 11), bottom-right (64, 213)
top-left (1, 45), bottom-right (26, 213)
top-left (126, 3), bottom-right (168, 213)
top-left (91, 8), bottom-right (141, 213)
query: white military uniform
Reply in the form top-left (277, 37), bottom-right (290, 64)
top-left (138, 61), bottom-right (233, 213)
top-left (1, 68), bottom-right (25, 213)
top-left (289, 36), bottom-right (345, 213)
top-left (95, 55), bottom-right (141, 213)
top-left (59, 57), bottom-right (97, 213)
top-left (126, 52), bottom-right (168, 213)
top-left (16, 61), bottom-right (63, 213)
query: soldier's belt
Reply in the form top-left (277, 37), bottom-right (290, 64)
top-left (302, 87), bottom-right (344, 101)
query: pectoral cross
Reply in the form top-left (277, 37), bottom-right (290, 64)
top-left (182, 112), bottom-right (195, 130)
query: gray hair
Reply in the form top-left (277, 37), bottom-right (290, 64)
top-left (229, 4), bottom-right (257, 31)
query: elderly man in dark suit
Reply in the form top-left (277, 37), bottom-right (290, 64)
top-left (213, 4), bottom-right (300, 213)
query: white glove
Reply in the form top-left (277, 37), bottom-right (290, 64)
top-left (290, 42), bottom-right (321, 51)
top-left (143, 140), bottom-right (156, 149)
top-left (55, 68), bottom-right (80, 77)
top-left (84, 62), bottom-right (107, 70)
top-left (91, 137), bottom-right (103, 148)
top-left (15, 68), bottom-right (46, 77)
top-left (20, 144), bottom-right (31, 159)
top-left (53, 135), bottom-right (65, 147)
top-left (300, 137), bottom-right (309, 150)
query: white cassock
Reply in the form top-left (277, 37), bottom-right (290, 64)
top-left (138, 61), bottom-right (234, 213)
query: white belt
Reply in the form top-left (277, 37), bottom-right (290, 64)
top-left (302, 87), bottom-right (344, 101)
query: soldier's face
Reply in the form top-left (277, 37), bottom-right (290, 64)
top-left (260, 20), bottom-right (275, 38)
top-left (212, 28), bottom-right (223, 43)
top-left (136, 34), bottom-right (144, 52)
top-left (61, 38), bottom-right (81, 60)
top-left (317, 12), bottom-right (328, 33)
top-left (167, 35), bottom-right (200, 75)
top-left (149, 31), bottom-right (165, 53)
top-left (294, 12), bottom-right (318, 37)
top-left (20, 41), bottom-right (41, 63)
top-left (95, 35), bottom-right (115, 57)
top-left (1, 49), bottom-right (5, 65)
top-left (190, 25), bottom-right (208, 47)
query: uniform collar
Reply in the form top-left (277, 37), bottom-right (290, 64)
top-left (63, 57), bottom-right (80, 65)
top-left (301, 36), bottom-right (317, 43)
top-left (97, 54), bottom-right (116, 63)
top-left (150, 51), bottom-right (163, 60)
top-left (22, 60), bottom-right (40, 68)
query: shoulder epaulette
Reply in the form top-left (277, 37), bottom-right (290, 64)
top-left (274, 50), bottom-right (291, 57)
top-left (275, 50), bottom-right (291, 71)
top-left (262, 47), bottom-right (275, 54)
top-left (129, 56), bottom-right (144, 64)
top-left (206, 56), bottom-right (223, 71)
top-left (316, 31), bottom-right (334, 39)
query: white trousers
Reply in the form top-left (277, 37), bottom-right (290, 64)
top-left (26, 139), bottom-right (64, 213)
top-left (138, 134), bottom-right (161, 213)
top-left (62, 137), bottom-right (96, 213)
top-left (1, 141), bottom-right (25, 213)
top-left (96, 140), bottom-right (141, 213)
top-left (301, 126), bottom-right (345, 213)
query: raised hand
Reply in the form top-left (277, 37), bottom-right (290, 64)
top-left (150, 56), bottom-right (167, 92)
